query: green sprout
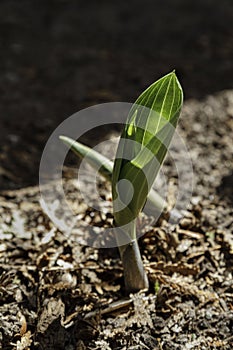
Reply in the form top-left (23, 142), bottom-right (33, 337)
top-left (59, 136), bottom-right (167, 216)
top-left (60, 71), bottom-right (183, 293)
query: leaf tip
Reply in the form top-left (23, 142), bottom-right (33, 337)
top-left (59, 135), bottom-right (73, 148)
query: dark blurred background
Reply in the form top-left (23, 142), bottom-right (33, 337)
top-left (0, 0), bottom-right (232, 190)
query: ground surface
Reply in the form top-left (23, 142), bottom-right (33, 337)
top-left (0, 91), bottom-right (233, 349)
top-left (0, 1), bottom-right (233, 349)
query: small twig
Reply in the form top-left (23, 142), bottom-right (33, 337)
top-left (178, 229), bottom-right (203, 239)
top-left (84, 294), bottom-right (155, 319)
top-left (84, 298), bottom-right (132, 319)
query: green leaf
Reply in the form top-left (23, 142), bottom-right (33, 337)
top-left (59, 135), bottom-right (113, 181)
top-left (59, 135), bottom-right (166, 215)
top-left (112, 71), bottom-right (183, 227)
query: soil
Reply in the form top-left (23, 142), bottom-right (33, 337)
top-left (0, 1), bottom-right (233, 350)
top-left (1, 90), bottom-right (233, 350)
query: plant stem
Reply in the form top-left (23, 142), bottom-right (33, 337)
top-left (115, 220), bottom-right (149, 293)
top-left (118, 240), bottom-right (149, 293)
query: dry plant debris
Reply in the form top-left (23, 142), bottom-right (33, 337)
top-left (0, 91), bottom-right (233, 349)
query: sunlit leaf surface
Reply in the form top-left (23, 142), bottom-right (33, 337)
top-left (112, 71), bottom-right (183, 227)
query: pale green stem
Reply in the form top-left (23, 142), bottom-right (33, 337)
top-left (115, 220), bottom-right (149, 293)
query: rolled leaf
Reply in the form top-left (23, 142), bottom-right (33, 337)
top-left (59, 135), bottom-right (113, 180)
top-left (59, 135), bottom-right (166, 215)
top-left (112, 71), bottom-right (183, 227)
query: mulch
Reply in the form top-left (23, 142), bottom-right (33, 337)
top-left (0, 90), bottom-right (233, 349)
